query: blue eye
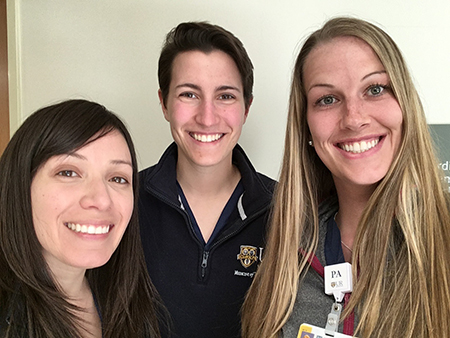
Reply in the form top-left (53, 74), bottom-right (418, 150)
top-left (316, 95), bottom-right (337, 106)
top-left (367, 84), bottom-right (389, 97)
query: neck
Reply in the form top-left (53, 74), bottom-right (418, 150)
top-left (45, 255), bottom-right (88, 300)
top-left (46, 258), bottom-right (101, 337)
top-left (333, 179), bottom-right (376, 251)
top-left (177, 156), bottom-right (240, 197)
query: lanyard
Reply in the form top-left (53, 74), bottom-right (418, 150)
top-left (303, 251), bottom-right (355, 336)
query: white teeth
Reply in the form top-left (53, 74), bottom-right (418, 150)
top-left (191, 133), bottom-right (223, 143)
top-left (65, 222), bottom-right (110, 235)
top-left (360, 141), bottom-right (367, 152)
top-left (339, 138), bottom-right (379, 154)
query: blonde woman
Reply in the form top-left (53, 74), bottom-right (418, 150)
top-left (242, 17), bottom-right (450, 338)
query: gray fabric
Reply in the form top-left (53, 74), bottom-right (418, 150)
top-left (281, 197), bottom-right (340, 338)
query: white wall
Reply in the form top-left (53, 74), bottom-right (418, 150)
top-left (8, 0), bottom-right (450, 179)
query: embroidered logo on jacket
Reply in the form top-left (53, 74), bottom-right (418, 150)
top-left (237, 245), bottom-right (258, 268)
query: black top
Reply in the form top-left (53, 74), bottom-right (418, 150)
top-left (139, 143), bottom-right (275, 338)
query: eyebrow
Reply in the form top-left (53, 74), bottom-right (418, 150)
top-left (65, 153), bottom-right (132, 167)
top-left (362, 70), bottom-right (387, 80)
top-left (110, 159), bottom-right (133, 167)
top-left (175, 83), bottom-right (201, 91)
top-left (175, 83), bottom-right (241, 93)
top-left (307, 70), bottom-right (388, 93)
top-left (307, 83), bottom-right (333, 93)
top-left (217, 85), bottom-right (241, 93)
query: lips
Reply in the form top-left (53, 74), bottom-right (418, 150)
top-left (190, 133), bottom-right (224, 143)
top-left (64, 222), bottom-right (113, 234)
top-left (337, 137), bottom-right (381, 154)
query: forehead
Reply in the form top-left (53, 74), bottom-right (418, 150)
top-left (55, 130), bottom-right (131, 165)
top-left (77, 130), bottom-right (130, 156)
top-left (303, 36), bottom-right (384, 82)
top-left (170, 50), bottom-right (242, 87)
top-left (309, 35), bottom-right (377, 59)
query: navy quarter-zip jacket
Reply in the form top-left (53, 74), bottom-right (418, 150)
top-left (139, 143), bottom-right (275, 338)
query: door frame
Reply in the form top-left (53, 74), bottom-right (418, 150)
top-left (0, 0), bottom-right (9, 155)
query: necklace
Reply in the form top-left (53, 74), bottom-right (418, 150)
top-left (341, 240), bottom-right (353, 253)
top-left (334, 211), bottom-right (353, 253)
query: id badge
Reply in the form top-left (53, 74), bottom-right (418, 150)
top-left (297, 323), bottom-right (353, 338)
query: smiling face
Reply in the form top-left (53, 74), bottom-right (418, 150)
top-left (304, 36), bottom-right (403, 192)
top-left (160, 50), bottom-right (250, 171)
top-left (31, 130), bottom-right (133, 272)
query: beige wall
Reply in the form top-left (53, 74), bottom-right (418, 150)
top-left (0, 0), bottom-right (8, 155)
top-left (8, 0), bottom-right (450, 179)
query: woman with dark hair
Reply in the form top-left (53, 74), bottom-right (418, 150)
top-left (0, 99), bottom-right (164, 337)
top-left (139, 22), bottom-right (275, 338)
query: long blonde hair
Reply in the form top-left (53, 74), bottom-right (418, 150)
top-left (242, 17), bottom-right (450, 338)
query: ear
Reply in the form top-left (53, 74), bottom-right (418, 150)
top-left (243, 96), bottom-right (253, 124)
top-left (158, 89), bottom-right (170, 122)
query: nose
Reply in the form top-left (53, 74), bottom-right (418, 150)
top-left (340, 99), bottom-right (370, 130)
top-left (195, 100), bottom-right (219, 127)
top-left (80, 178), bottom-right (113, 211)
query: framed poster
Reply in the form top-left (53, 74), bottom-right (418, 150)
top-left (429, 124), bottom-right (450, 192)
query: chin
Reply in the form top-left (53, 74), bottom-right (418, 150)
top-left (75, 254), bottom-right (114, 270)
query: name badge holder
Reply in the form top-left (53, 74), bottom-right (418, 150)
top-left (298, 262), bottom-right (354, 338)
top-left (324, 303), bottom-right (342, 336)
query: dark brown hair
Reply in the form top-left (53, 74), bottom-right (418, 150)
top-left (158, 21), bottom-right (254, 108)
top-left (0, 99), bottom-right (164, 337)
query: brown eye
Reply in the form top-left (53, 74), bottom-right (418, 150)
top-left (57, 170), bottom-right (78, 177)
top-left (180, 92), bottom-right (197, 99)
top-left (110, 177), bottom-right (128, 184)
top-left (219, 94), bottom-right (235, 100)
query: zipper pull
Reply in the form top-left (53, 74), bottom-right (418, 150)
top-left (201, 251), bottom-right (209, 278)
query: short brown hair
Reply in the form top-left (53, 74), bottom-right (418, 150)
top-left (158, 21), bottom-right (254, 109)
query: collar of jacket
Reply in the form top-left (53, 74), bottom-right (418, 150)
top-left (140, 142), bottom-right (275, 217)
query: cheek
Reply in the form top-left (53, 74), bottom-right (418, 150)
top-left (380, 103), bottom-right (403, 139)
top-left (392, 108), bottom-right (403, 131)
top-left (231, 116), bottom-right (245, 130)
top-left (374, 98), bottom-right (402, 123)
top-left (227, 106), bottom-right (248, 127)
top-left (307, 115), bottom-right (319, 139)
top-left (307, 113), bottom-right (335, 142)
top-left (31, 189), bottom-right (51, 227)
top-left (124, 200), bottom-right (134, 223)
top-left (116, 192), bottom-right (134, 223)
top-left (168, 104), bottom-right (192, 126)
top-left (31, 201), bottom-right (54, 250)
top-left (31, 192), bottom-right (66, 240)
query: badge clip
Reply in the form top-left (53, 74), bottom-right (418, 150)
top-left (325, 302), bottom-right (342, 336)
